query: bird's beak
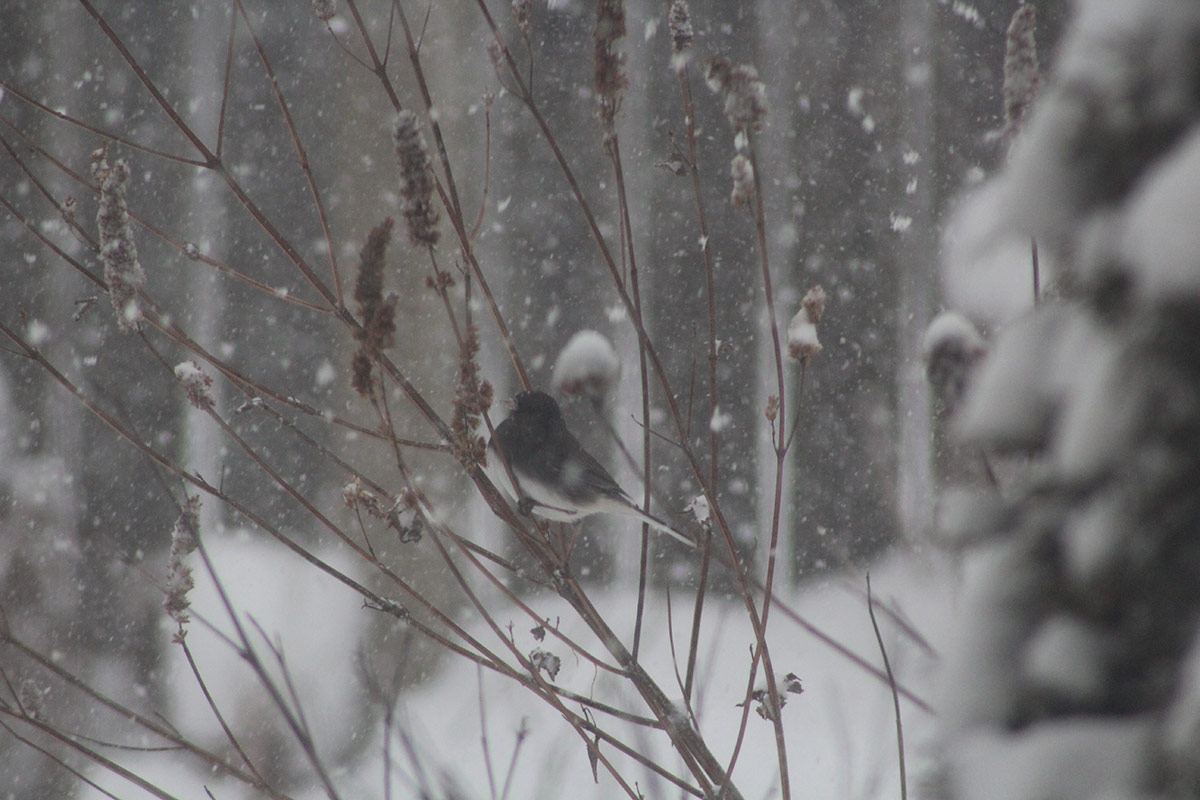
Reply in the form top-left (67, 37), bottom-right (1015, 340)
top-left (504, 397), bottom-right (517, 412)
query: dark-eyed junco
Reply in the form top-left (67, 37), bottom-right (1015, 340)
top-left (487, 390), bottom-right (694, 547)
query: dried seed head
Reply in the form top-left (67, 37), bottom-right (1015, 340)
top-left (343, 478), bottom-right (383, 515)
top-left (393, 111), bottom-right (441, 246)
top-left (351, 219), bottom-right (397, 396)
top-left (487, 39), bottom-right (506, 77)
top-left (451, 323), bottom-right (492, 467)
top-left (802, 285), bottom-right (826, 325)
top-left (351, 350), bottom-right (374, 397)
top-left (594, 0), bottom-right (628, 134)
top-left (787, 293), bottom-right (823, 361)
top-left (174, 360), bottom-right (215, 411)
top-left (741, 683), bottom-right (787, 721)
top-left (707, 59), bottom-right (767, 133)
top-left (512, 0), bottom-right (531, 36)
top-left (165, 496), bottom-right (201, 641)
top-left (92, 146), bottom-right (145, 333)
top-left (355, 218), bottom-right (391, 320)
top-left (668, 0), bottom-right (694, 68)
top-left (727, 64), bottom-right (768, 131)
top-left (1003, 3), bottom-right (1040, 140)
top-left (765, 394), bottom-right (779, 422)
top-left (530, 648), bottom-right (562, 680)
top-left (312, 0), bottom-right (336, 21)
top-left (730, 154), bottom-right (755, 209)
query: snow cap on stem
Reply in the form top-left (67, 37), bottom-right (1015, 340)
top-left (552, 330), bottom-right (622, 403)
top-left (923, 311), bottom-right (986, 414)
top-left (787, 285), bottom-right (826, 361)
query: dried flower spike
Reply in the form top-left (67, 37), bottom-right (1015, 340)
top-left (351, 218), bottom-right (397, 396)
top-left (451, 322), bottom-right (492, 467)
top-left (165, 495), bottom-right (201, 641)
top-left (594, 0), bottom-right (628, 134)
top-left (1003, 2), bottom-right (1040, 140)
top-left (92, 147), bottom-right (145, 333)
top-left (175, 360), bottom-right (215, 411)
top-left (312, 0), bottom-right (336, 21)
top-left (512, 0), bottom-right (531, 36)
top-left (394, 111), bottom-right (441, 246)
top-left (668, 0), bottom-right (694, 69)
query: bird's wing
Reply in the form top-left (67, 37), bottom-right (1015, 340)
top-left (572, 447), bottom-right (629, 500)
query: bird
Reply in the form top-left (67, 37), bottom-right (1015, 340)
top-left (487, 390), bottom-right (694, 547)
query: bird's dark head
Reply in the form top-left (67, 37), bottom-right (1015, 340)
top-left (510, 390), bottom-right (562, 423)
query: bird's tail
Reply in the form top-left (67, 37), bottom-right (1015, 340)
top-left (614, 502), bottom-right (696, 548)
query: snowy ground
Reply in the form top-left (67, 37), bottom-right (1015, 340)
top-left (81, 535), bottom-right (960, 800)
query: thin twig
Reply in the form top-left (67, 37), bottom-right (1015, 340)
top-left (867, 573), bottom-right (907, 800)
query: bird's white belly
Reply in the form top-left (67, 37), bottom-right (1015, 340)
top-left (485, 458), bottom-right (587, 522)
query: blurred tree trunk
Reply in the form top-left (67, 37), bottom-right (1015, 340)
top-left (180, 3), bottom-right (230, 536)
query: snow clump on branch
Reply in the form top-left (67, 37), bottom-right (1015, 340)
top-left (552, 330), bottom-right (622, 403)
